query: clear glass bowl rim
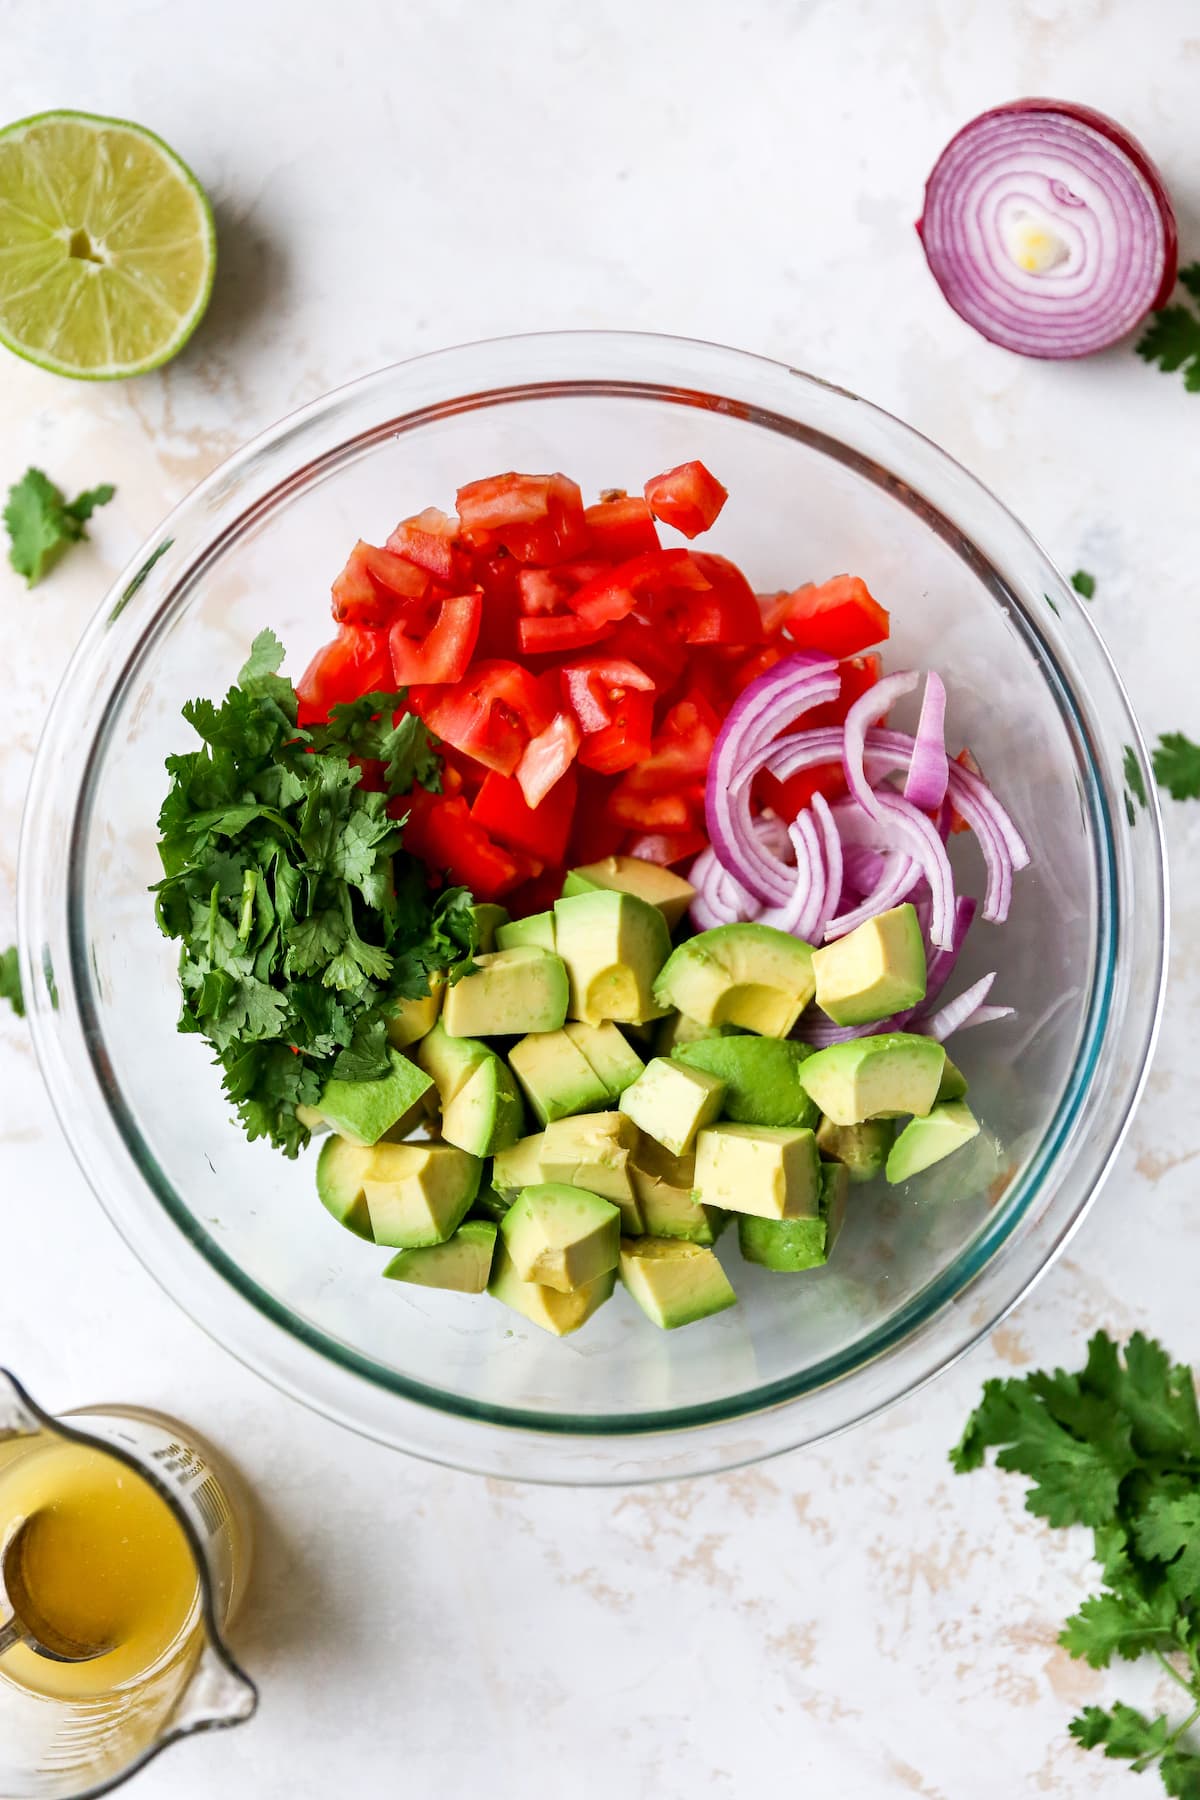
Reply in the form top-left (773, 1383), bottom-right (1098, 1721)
top-left (18, 329), bottom-right (1168, 1484)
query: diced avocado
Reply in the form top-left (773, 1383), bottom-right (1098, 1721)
top-left (886, 1101), bottom-right (981, 1184)
top-left (491, 1130), bottom-right (548, 1199)
top-left (362, 1142), bottom-right (481, 1248)
top-left (619, 1237), bottom-right (737, 1329)
top-left (508, 1029), bottom-right (610, 1125)
top-left (553, 890), bottom-right (670, 1025)
top-left (738, 1160), bottom-right (849, 1271)
top-left (442, 947), bottom-right (569, 1038)
top-left (653, 923), bottom-right (815, 1038)
top-left (693, 1122), bottom-right (821, 1220)
top-left (630, 1137), bottom-right (724, 1245)
top-left (539, 1113), bottom-right (643, 1233)
top-left (471, 903), bottom-right (509, 953)
top-left (798, 1032), bottom-right (945, 1125)
top-left (811, 903), bottom-right (927, 1027)
top-left (672, 1036), bottom-right (818, 1129)
top-left (382, 1219), bottom-right (497, 1293)
top-left (563, 1019), bottom-right (645, 1099)
top-left (496, 910), bottom-right (556, 953)
top-left (500, 1183), bottom-right (621, 1293)
top-left (488, 1240), bottom-right (615, 1337)
top-left (619, 1056), bottom-right (726, 1157)
top-left (315, 1136), bottom-right (375, 1239)
top-left (937, 1056), bottom-right (968, 1103)
top-left (653, 1012), bottom-right (727, 1055)
top-left (384, 976), bottom-right (444, 1050)
top-left (470, 1184), bottom-right (511, 1223)
top-left (816, 1116), bottom-right (894, 1183)
top-left (417, 1021), bottom-right (524, 1157)
top-left (304, 1048), bottom-right (434, 1147)
top-left (562, 855), bottom-right (696, 929)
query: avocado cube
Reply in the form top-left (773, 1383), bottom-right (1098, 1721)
top-left (738, 1160), bottom-right (849, 1271)
top-left (653, 1012), bottom-right (727, 1055)
top-left (442, 947), bottom-right (569, 1039)
top-left (383, 1219), bottom-right (497, 1293)
top-left (562, 854), bottom-right (696, 930)
top-left (563, 1019), bottom-right (646, 1099)
top-left (491, 1130), bottom-right (548, 1199)
top-left (417, 1021), bottom-right (524, 1157)
top-left (363, 1142), bottom-right (482, 1248)
top-left (693, 1123), bottom-right (821, 1220)
top-left (672, 1036), bottom-right (818, 1129)
top-left (305, 1048), bottom-right (434, 1147)
top-left (488, 1240), bottom-right (616, 1336)
top-left (500, 1182), bottom-right (621, 1293)
top-left (886, 1101), bottom-right (980, 1184)
top-left (630, 1137), bottom-right (724, 1245)
top-left (539, 1113), bottom-right (643, 1233)
top-left (553, 890), bottom-right (671, 1026)
top-left (315, 1136), bottom-right (376, 1239)
top-left (496, 910), bottom-right (557, 953)
top-left (619, 1056), bottom-right (726, 1157)
top-left (471, 903), bottom-right (509, 953)
top-left (798, 1032), bottom-right (946, 1126)
top-left (937, 1056), bottom-right (968, 1103)
top-left (811, 904), bottom-right (927, 1027)
top-left (384, 977), bottom-right (444, 1050)
top-left (619, 1237), bottom-right (737, 1329)
top-left (470, 1184), bottom-right (511, 1223)
top-left (508, 1029), bottom-right (610, 1125)
top-left (816, 1116), bottom-right (894, 1183)
top-left (653, 923), bottom-right (815, 1038)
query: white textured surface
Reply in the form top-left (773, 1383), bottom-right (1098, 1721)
top-left (2, 2), bottom-right (1198, 1793)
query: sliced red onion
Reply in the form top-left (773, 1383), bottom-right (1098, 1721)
top-left (923, 971), bottom-right (999, 1041)
top-left (917, 99), bottom-right (1178, 360)
top-left (824, 851), bottom-right (921, 940)
top-left (962, 1004), bottom-right (1015, 1031)
top-left (840, 845), bottom-right (888, 902)
top-left (843, 670), bottom-right (918, 819)
top-left (809, 792), bottom-right (842, 942)
top-left (903, 672), bottom-right (949, 811)
top-left (761, 812), bottom-right (825, 940)
top-left (922, 896), bottom-right (977, 1009)
top-left (831, 789), bottom-right (955, 949)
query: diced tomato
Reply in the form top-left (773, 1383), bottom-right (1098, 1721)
top-left (802, 654), bottom-right (882, 730)
top-left (757, 760), bottom-right (848, 822)
top-left (560, 656), bottom-right (656, 733)
top-left (400, 792), bottom-right (528, 902)
top-left (331, 540), bottom-right (430, 627)
top-left (389, 590), bottom-right (482, 685)
top-left (569, 769), bottom-right (628, 863)
top-left (657, 552), bottom-right (763, 646)
top-left (472, 767), bottom-right (577, 865)
top-left (644, 460), bottom-right (728, 539)
top-left (728, 638), bottom-right (790, 693)
top-left (567, 548), bottom-right (709, 630)
top-left (584, 495), bottom-right (661, 559)
top-left (623, 828), bottom-right (708, 867)
top-left (577, 690), bottom-right (654, 775)
top-left (516, 561), bottom-right (611, 617)
top-left (385, 508), bottom-right (462, 582)
top-left (516, 711), bottom-right (581, 808)
top-left (757, 590), bottom-right (793, 634)
top-left (945, 746), bottom-right (981, 836)
top-left (412, 661), bottom-right (553, 777)
top-left (455, 472), bottom-right (588, 565)
top-left (505, 866), bottom-right (569, 919)
top-left (517, 612), bottom-right (611, 655)
top-left (607, 788), bottom-right (695, 831)
top-left (601, 616), bottom-right (689, 690)
top-left (296, 626), bottom-right (393, 726)
top-left (619, 693), bottom-right (722, 794)
top-left (782, 575), bottom-right (890, 657)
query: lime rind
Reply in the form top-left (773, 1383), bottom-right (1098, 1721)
top-left (0, 109), bottom-right (216, 380)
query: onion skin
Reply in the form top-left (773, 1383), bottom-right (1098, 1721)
top-left (917, 98), bottom-right (1179, 358)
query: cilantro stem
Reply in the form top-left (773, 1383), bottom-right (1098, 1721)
top-left (1154, 1649), bottom-right (1197, 1698)
top-left (1164, 1702), bottom-right (1200, 1754)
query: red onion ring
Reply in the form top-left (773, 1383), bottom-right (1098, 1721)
top-left (903, 673), bottom-right (949, 811)
top-left (917, 99), bottom-right (1178, 359)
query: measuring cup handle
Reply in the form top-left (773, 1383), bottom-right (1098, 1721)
top-left (0, 1614), bottom-right (27, 1657)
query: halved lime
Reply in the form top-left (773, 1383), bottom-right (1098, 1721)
top-left (0, 110), bottom-right (216, 380)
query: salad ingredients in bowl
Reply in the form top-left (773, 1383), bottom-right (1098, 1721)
top-left (156, 456), bottom-right (1030, 1339)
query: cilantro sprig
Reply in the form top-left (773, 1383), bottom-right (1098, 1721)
top-left (4, 467), bottom-right (115, 586)
top-left (955, 1332), bottom-right (1200, 1794)
top-left (1136, 264), bottom-right (1200, 393)
top-left (1153, 734), bottom-right (1200, 804)
top-left (153, 630), bottom-right (477, 1156)
top-left (0, 945), bottom-right (24, 1018)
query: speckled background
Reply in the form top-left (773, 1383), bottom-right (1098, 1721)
top-left (2, 1), bottom-right (1197, 1793)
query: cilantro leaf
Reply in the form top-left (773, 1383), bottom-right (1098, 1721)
top-left (4, 467), bottom-right (115, 586)
top-left (1181, 264), bottom-right (1200, 306)
top-left (0, 945), bottom-right (24, 1018)
top-left (1069, 1703), bottom-right (1172, 1768)
top-left (1162, 1752), bottom-right (1200, 1798)
top-left (1060, 1588), bottom-right (1179, 1668)
top-left (1125, 746), bottom-right (1149, 810)
top-left (1137, 303), bottom-right (1200, 393)
top-left (1154, 734), bottom-right (1200, 803)
top-left (1071, 569), bottom-right (1096, 599)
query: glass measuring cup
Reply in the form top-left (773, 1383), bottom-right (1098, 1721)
top-left (0, 1370), bottom-right (257, 1800)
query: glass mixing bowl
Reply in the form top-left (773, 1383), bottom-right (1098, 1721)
top-left (18, 332), bottom-right (1167, 1484)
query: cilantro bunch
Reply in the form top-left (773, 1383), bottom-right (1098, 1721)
top-left (153, 630), bottom-right (477, 1157)
top-left (954, 1332), bottom-right (1200, 1794)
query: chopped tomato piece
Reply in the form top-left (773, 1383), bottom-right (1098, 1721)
top-left (757, 590), bottom-right (794, 633)
top-left (473, 767), bottom-right (577, 865)
top-left (623, 828), bottom-right (708, 867)
top-left (517, 613), bottom-right (611, 655)
top-left (388, 589), bottom-right (482, 686)
top-left (412, 661), bottom-right (553, 777)
top-left (569, 770), bottom-right (628, 863)
top-left (945, 746), bottom-right (981, 836)
top-left (560, 657), bottom-right (656, 733)
top-left (644, 460), bottom-right (728, 539)
top-left (296, 626), bottom-right (393, 727)
top-left (516, 711), bottom-right (581, 808)
top-left (456, 471), bottom-right (588, 565)
top-left (331, 540), bottom-right (431, 627)
top-left (584, 495), bottom-right (660, 559)
top-left (601, 616), bottom-right (689, 689)
top-left (657, 552), bottom-right (763, 646)
top-left (385, 508), bottom-right (462, 582)
top-left (516, 561), bottom-right (610, 617)
top-left (400, 792), bottom-right (527, 902)
top-left (757, 761), bottom-right (848, 822)
top-left (567, 548), bottom-right (709, 630)
top-left (619, 694), bottom-right (722, 794)
top-left (607, 788), bottom-right (695, 831)
top-left (577, 690), bottom-right (654, 774)
top-left (782, 575), bottom-right (890, 657)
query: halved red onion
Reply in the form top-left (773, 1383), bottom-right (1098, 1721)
top-left (903, 672), bottom-right (949, 811)
top-left (843, 671), bottom-right (918, 819)
top-left (917, 99), bottom-right (1178, 359)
